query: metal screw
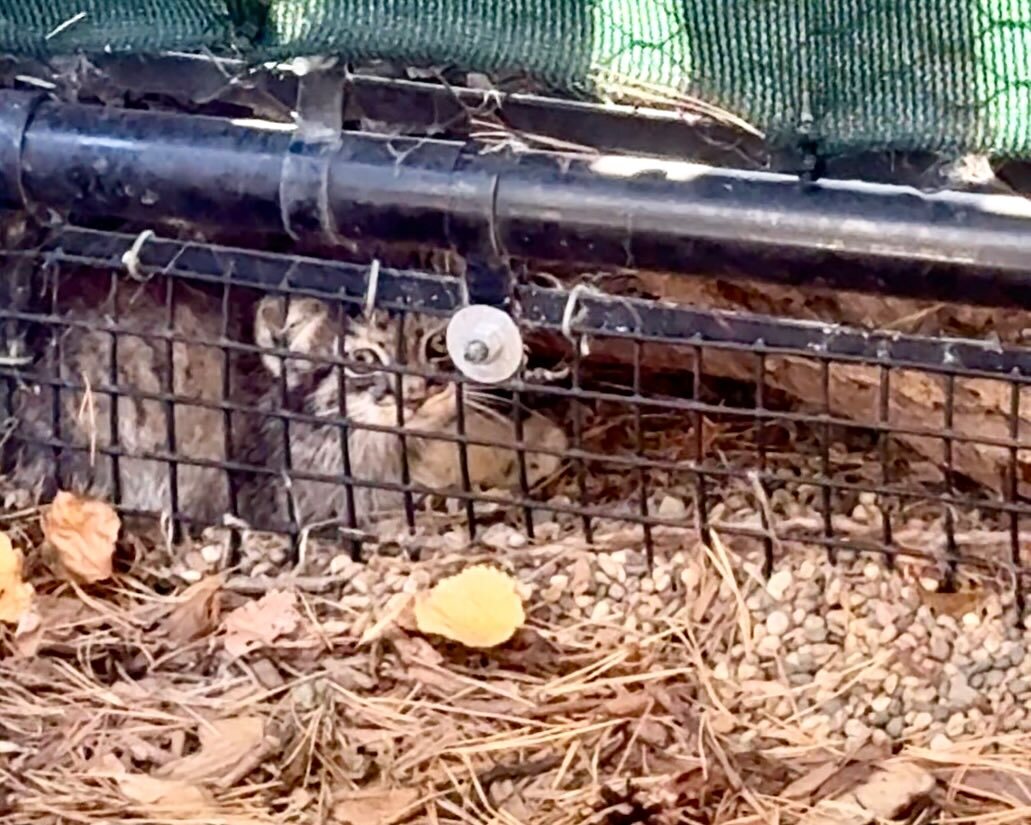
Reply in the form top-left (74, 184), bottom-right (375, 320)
top-left (464, 339), bottom-right (490, 364)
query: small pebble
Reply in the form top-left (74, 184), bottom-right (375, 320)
top-left (597, 554), bottom-right (625, 584)
top-left (945, 713), bottom-right (966, 738)
top-left (657, 495), bottom-right (686, 519)
top-left (872, 601), bottom-right (895, 627)
top-left (844, 718), bottom-right (869, 740)
top-left (766, 570), bottom-right (793, 601)
top-left (984, 669), bottom-right (1005, 688)
top-left (798, 560), bottom-right (817, 580)
top-left (199, 543), bottom-right (224, 565)
top-left (570, 558), bottom-right (593, 594)
top-left (652, 571), bottom-right (672, 593)
top-left (541, 585), bottom-right (564, 603)
top-left (766, 611), bottom-right (791, 637)
top-left (802, 615), bottom-right (828, 643)
top-left (1010, 643), bottom-right (1026, 666)
top-left (928, 634), bottom-right (951, 662)
top-left (800, 713), bottom-right (830, 732)
top-left (930, 733), bottom-right (953, 751)
top-left (947, 673), bottom-right (978, 709)
top-left (738, 663), bottom-right (760, 680)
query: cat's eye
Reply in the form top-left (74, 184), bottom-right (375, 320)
top-left (424, 331), bottom-right (448, 360)
top-left (349, 348), bottom-right (381, 373)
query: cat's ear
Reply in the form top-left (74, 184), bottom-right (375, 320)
top-left (255, 296), bottom-right (287, 344)
top-left (254, 296), bottom-right (289, 378)
top-left (254, 296), bottom-right (339, 384)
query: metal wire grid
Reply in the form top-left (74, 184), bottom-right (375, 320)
top-left (1, 227), bottom-right (1031, 604)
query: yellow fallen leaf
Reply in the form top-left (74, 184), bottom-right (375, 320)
top-left (332, 788), bottom-right (420, 824)
top-left (414, 565), bottom-right (524, 648)
top-left (221, 589), bottom-right (301, 657)
top-left (0, 532), bottom-right (34, 624)
top-left (41, 491), bottom-right (120, 583)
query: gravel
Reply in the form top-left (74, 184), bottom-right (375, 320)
top-left (184, 506), bottom-right (1025, 753)
top-left (471, 531), bottom-right (1024, 750)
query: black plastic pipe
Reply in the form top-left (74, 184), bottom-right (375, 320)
top-left (6, 90), bottom-right (1031, 308)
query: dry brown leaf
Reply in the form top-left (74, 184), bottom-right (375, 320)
top-left (117, 773), bottom-right (215, 810)
top-left (414, 564), bottom-right (524, 648)
top-left (0, 532), bottom-right (34, 624)
top-left (403, 664), bottom-right (468, 695)
top-left (160, 716), bottom-right (266, 786)
top-left (392, 633), bottom-right (445, 668)
top-left (805, 761), bottom-right (872, 801)
top-left (10, 592), bottom-right (100, 657)
top-left (798, 762), bottom-right (934, 825)
top-left (602, 691), bottom-right (653, 717)
top-left (41, 491), bottom-right (120, 583)
top-left (165, 575), bottom-right (223, 643)
top-left (917, 587), bottom-right (985, 619)
top-left (957, 768), bottom-right (1031, 806)
top-left (11, 608), bottom-right (43, 657)
top-left (94, 753), bottom-right (216, 817)
top-left (111, 766), bottom-right (268, 823)
top-left (781, 761), bottom-right (843, 800)
top-left (222, 589), bottom-right (301, 657)
top-left (332, 788), bottom-right (420, 824)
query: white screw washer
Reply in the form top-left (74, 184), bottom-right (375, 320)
top-left (445, 304), bottom-right (524, 384)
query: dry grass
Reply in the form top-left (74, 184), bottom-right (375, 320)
top-left (2, 508), bottom-right (1031, 825)
top-left (1, 377), bottom-right (1029, 824)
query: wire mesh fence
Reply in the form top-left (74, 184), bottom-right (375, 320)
top-left (2, 226), bottom-right (1031, 610)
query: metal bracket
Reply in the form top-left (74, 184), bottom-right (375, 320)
top-left (279, 66), bottom-right (348, 242)
top-left (462, 257), bottom-right (514, 308)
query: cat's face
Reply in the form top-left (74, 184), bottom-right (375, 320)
top-left (254, 296), bottom-right (450, 411)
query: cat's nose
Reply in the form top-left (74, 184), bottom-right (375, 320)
top-left (370, 373), bottom-right (391, 402)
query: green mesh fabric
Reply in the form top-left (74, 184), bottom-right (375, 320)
top-left (0, 1), bottom-right (231, 56)
top-left (262, 0), bottom-right (597, 91)
top-left (261, 1), bottom-right (691, 98)
top-left (3, 0), bottom-right (1031, 158)
top-left (677, 0), bottom-right (1031, 155)
top-left (259, 0), bottom-right (1031, 156)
